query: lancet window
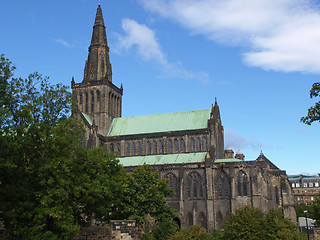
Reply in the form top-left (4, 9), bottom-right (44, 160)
top-left (217, 172), bottom-right (229, 198)
top-left (165, 173), bottom-right (179, 198)
top-left (237, 170), bottom-right (248, 196)
top-left (169, 139), bottom-right (173, 153)
top-left (187, 172), bottom-right (203, 199)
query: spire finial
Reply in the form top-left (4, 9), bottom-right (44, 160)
top-left (99, 0), bottom-right (101, 5)
top-left (215, 97), bottom-right (217, 104)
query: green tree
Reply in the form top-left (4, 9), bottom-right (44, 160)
top-left (0, 54), bottom-right (123, 239)
top-left (301, 82), bottom-right (320, 124)
top-left (264, 208), bottom-right (303, 240)
top-left (112, 164), bottom-right (177, 224)
top-left (168, 225), bottom-right (216, 240)
top-left (141, 219), bottom-right (179, 240)
top-left (222, 206), bottom-right (266, 240)
top-left (312, 195), bottom-right (320, 226)
top-left (222, 206), bottom-right (303, 240)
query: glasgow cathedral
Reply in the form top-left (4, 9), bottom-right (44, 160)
top-left (71, 4), bottom-right (296, 231)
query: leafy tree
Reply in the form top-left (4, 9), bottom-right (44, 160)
top-left (312, 195), bottom-right (320, 226)
top-left (168, 225), bottom-right (216, 240)
top-left (222, 206), bottom-right (303, 240)
top-left (112, 164), bottom-right (177, 224)
top-left (222, 206), bottom-right (266, 240)
top-left (295, 196), bottom-right (320, 226)
top-left (141, 219), bottom-right (179, 240)
top-left (301, 82), bottom-right (320, 124)
top-left (264, 208), bottom-right (303, 240)
top-left (0, 54), bottom-right (123, 239)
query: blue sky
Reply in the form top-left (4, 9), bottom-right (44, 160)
top-left (1, 0), bottom-right (319, 175)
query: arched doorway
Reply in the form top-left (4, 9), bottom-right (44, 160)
top-left (173, 217), bottom-right (181, 229)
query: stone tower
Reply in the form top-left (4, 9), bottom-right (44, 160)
top-left (72, 4), bottom-right (123, 141)
top-left (208, 99), bottom-right (224, 159)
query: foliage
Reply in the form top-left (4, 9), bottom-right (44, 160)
top-left (295, 203), bottom-right (314, 219)
top-left (313, 195), bottom-right (320, 226)
top-left (222, 206), bottom-right (303, 240)
top-left (152, 219), bottom-right (179, 240)
top-left (112, 164), bottom-right (177, 224)
top-left (168, 225), bottom-right (216, 240)
top-left (0, 54), bottom-right (123, 239)
top-left (222, 206), bottom-right (266, 240)
top-left (301, 82), bottom-right (320, 124)
top-left (295, 195), bottom-right (320, 226)
top-left (264, 208), bottom-right (303, 240)
top-left (141, 219), bottom-right (179, 240)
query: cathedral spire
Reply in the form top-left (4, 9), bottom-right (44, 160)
top-left (211, 98), bottom-right (221, 121)
top-left (83, 4), bottom-right (112, 83)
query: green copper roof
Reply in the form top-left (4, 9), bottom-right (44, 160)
top-left (215, 158), bottom-right (244, 163)
top-left (81, 112), bottom-right (93, 126)
top-left (118, 152), bottom-right (207, 167)
top-left (108, 109), bottom-right (211, 136)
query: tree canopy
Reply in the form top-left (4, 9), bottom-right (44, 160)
top-left (222, 206), bottom-right (303, 240)
top-left (0, 54), bottom-right (178, 239)
top-left (301, 82), bottom-right (320, 125)
top-left (295, 195), bottom-right (320, 226)
top-left (112, 164), bottom-right (177, 224)
top-left (0, 54), bottom-right (123, 239)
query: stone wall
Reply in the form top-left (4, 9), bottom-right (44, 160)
top-left (74, 221), bottom-right (139, 240)
top-left (74, 226), bottom-right (111, 240)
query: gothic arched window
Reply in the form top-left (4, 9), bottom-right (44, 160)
top-left (147, 141), bottom-right (151, 154)
top-left (138, 142), bottom-right (142, 155)
top-left (153, 141), bottom-right (157, 154)
top-left (132, 142), bottom-right (136, 155)
top-left (197, 137), bottom-right (201, 151)
top-left (180, 138), bottom-right (185, 152)
top-left (217, 172), bottom-right (229, 198)
top-left (165, 173), bottom-right (179, 198)
top-left (203, 137), bottom-right (207, 151)
top-left (169, 139), bottom-right (173, 153)
top-left (85, 92), bottom-right (88, 113)
top-left (187, 172), bottom-right (203, 199)
top-left (117, 143), bottom-right (121, 156)
top-left (159, 140), bottom-right (164, 153)
top-left (237, 170), bottom-right (248, 197)
top-left (175, 139), bottom-right (179, 152)
top-left (126, 142), bottom-right (130, 156)
top-left (97, 90), bottom-right (100, 102)
top-left (110, 144), bottom-right (114, 153)
top-left (191, 138), bottom-right (195, 152)
top-left (91, 91), bottom-right (94, 113)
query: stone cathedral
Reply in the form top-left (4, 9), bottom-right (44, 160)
top-left (71, 4), bottom-right (296, 231)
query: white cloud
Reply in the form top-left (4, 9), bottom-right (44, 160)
top-left (54, 38), bottom-right (72, 48)
top-left (115, 18), bottom-right (209, 83)
top-left (138, 0), bottom-right (320, 74)
top-left (117, 19), bottom-right (166, 64)
top-left (225, 129), bottom-right (262, 151)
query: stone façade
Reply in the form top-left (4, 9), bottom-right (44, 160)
top-left (72, 4), bottom-right (296, 232)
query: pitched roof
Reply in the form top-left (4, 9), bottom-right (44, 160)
top-left (215, 158), bottom-right (244, 163)
top-left (118, 152), bottom-right (207, 167)
top-left (81, 112), bottom-right (93, 126)
top-left (108, 109), bottom-right (211, 137)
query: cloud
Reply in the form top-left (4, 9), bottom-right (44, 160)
top-left (138, 0), bottom-right (320, 74)
top-left (115, 18), bottom-right (209, 83)
top-left (54, 38), bottom-right (72, 48)
top-left (224, 129), bottom-right (262, 151)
